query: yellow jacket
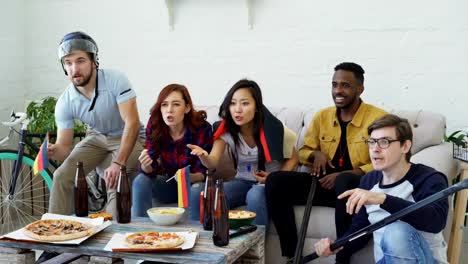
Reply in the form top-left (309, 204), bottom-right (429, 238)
top-left (298, 101), bottom-right (387, 173)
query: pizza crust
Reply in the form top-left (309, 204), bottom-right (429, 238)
top-left (23, 219), bottom-right (95, 241)
top-left (124, 231), bottom-right (184, 249)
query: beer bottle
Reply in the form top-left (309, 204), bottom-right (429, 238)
top-left (203, 170), bottom-right (215, 230)
top-left (212, 179), bottom-right (229, 246)
top-left (74, 161), bottom-right (88, 217)
top-left (116, 165), bottom-right (131, 223)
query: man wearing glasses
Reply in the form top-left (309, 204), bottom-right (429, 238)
top-left (314, 114), bottom-right (448, 264)
top-left (265, 62), bottom-right (387, 264)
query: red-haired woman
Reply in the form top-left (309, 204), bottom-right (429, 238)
top-left (132, 84), bottom-right (213, 220)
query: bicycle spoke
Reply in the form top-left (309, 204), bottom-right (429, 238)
top-left (5, 161), bottom-right (30, 195)
top-left (15, 197), bottom-right (49, 208)
top-left (13, 166), bottom-right (34, 194)
top-left (15, 194), bottom-right (50, 203)
top-left (17, 200), bottom-right (46, 210)
top-left (0, 162), bottom-right (11, 194)
top-left (11, 204), bottom-right (31, 230)
top-left (0, 199), bottom-right (40, 234)
top-left (0, 204), bottom-right (11, 234)
top-left (4, 204), bottom-right (17, 235)
top-left (12, 201), bottom-right (41, 222)
top-left (14, 176), bottom-right (49, 197)
top-left (12, 164), bottom-right (39, 195)
top-left (0, 154), bottom-right (51, 235)
top-left (14, 199), bottom-right (46, 217)
top-left (11, 203), bottom-right (38, 229)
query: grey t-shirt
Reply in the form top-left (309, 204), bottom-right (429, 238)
top-left (220, 132), bottom-right (281, 181)
top-left (55, 69), bottom-right (145, 137)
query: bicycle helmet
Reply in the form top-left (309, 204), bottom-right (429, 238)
top-left (58, 31), bottom-right (99, 75)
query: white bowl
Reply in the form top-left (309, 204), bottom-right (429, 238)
top-left (147, 207), bottom-right (185, 226)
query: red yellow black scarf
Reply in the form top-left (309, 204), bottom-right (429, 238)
top-left (213, 106), bottom-right (284, 162)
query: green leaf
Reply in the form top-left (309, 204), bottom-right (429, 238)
top-left (26, 96), bottom-right (87, 134)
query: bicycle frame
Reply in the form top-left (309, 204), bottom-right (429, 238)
top-left (1, 111), bottom-right (57, 197)
top-left (8, 112), bottom-right (29, 197)
top-left (2, 110), bottom-right (106, 209)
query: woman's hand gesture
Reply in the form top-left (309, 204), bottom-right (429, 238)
top-left (187, 144), bottom-right (208, 157)
top-left (138, 149), bottom-right (153, 173)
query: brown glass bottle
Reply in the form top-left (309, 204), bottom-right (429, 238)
top-left (74, 161), bottom-right (88, 217)
top-left (212, 179), bottom-right (229, 246)
top-left (116, 165), bottom-right (131, 223)
top-left (203, 170), bottom-right (215, 230)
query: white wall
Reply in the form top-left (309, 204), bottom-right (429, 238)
top-left (0, 0), bottom-right (25, 140)
top-left (16, 0), bottom-right (468, 132)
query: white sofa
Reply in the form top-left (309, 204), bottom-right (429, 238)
top-left (200, 106), bottom-right (459, 264)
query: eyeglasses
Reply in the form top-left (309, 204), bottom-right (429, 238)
top-left (365, 138), bottom-right (400, 149)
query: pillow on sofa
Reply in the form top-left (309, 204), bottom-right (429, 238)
top-left (392, 110), bottom-right (445, 154)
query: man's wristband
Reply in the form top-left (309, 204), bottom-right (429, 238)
top-left (113, 161), bottom-right (125, 167)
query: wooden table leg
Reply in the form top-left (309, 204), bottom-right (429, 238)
top-left (70, 255), bottom-right (90, 264)
top-left (448, 162), bottom-right (468, 264)
top-left (0, 247), bottom-right (35, 264)
top-left (235, 236), bottom-right (265, 264)
top-left (89, 256), bottom-right (124, 264)
top-left (42, 253), bottom-right (85, 264)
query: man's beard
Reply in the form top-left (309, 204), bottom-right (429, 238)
top-left (72, 71), bottom-right (93, 87)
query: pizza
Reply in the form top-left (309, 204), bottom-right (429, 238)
top-left (23, 219), bottom-right (95, 241)
top-left (229, 210), bottom-right (256, 219)
top-left (124, 231), bottom-right (185, 249)
top-left (89, 212), bottom-right (113, 221)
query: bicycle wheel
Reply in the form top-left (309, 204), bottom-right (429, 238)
top-left (0, 149), bottom-right (53, 235)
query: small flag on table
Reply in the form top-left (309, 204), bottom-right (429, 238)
top-left (176, 166), bottom-right (191, 208)
top-left (33, 132), bottom-right (49, 175)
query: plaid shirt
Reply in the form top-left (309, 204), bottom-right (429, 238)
top-left (140, 120), bottom-right (213, 178)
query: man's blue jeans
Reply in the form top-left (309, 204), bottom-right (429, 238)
top-left (223, 179), bottom-right (268, 226)
top-left (377, 221), bottom-right (437, 264)
top-left (131, 173), bottom-right (203, 220)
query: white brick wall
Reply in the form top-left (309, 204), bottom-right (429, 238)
top-left (0, 0), bottom-right (25, 140)
top-left (2, 0), bottom-right (467, 135)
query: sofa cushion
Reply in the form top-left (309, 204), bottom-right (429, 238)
top-left (269, 107), bottom-right (305, 136)
top-left (392, 110), bottom-right (445, 154)
top-left (297, 109), bottom-right (316, 151)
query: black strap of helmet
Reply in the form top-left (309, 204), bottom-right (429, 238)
top-left (88, 72), bottom-right (99, 112)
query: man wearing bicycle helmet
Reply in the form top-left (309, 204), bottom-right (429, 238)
top-left (48, 31), bottom-right (145, 218)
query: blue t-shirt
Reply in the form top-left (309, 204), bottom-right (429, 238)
top-left (55, 69), bottom-right (144, 137)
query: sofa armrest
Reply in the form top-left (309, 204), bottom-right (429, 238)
top-left (411, 142), bottom-right (459, 242)
top-left (410, 143), bottom-right (460, 184)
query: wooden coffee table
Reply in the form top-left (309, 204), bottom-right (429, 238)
top-left (0, 217), bottom-right (265, 264)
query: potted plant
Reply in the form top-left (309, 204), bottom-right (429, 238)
top-left (445, 130), bottom-right (468, 164)
top-left (25, 96), bottom-right (87, 154)
top-left (445, 130), bottom-right (468, 148)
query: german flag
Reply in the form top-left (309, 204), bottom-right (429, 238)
top-left (176, 166), bottom-right (191, 208)
top-left (33, 132), bottom-right (49, 175)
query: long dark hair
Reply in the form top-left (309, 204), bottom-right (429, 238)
top-left (149, 84), bottom-right (207, 153)
top-left (218, 79), bottom-right (266, 171)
